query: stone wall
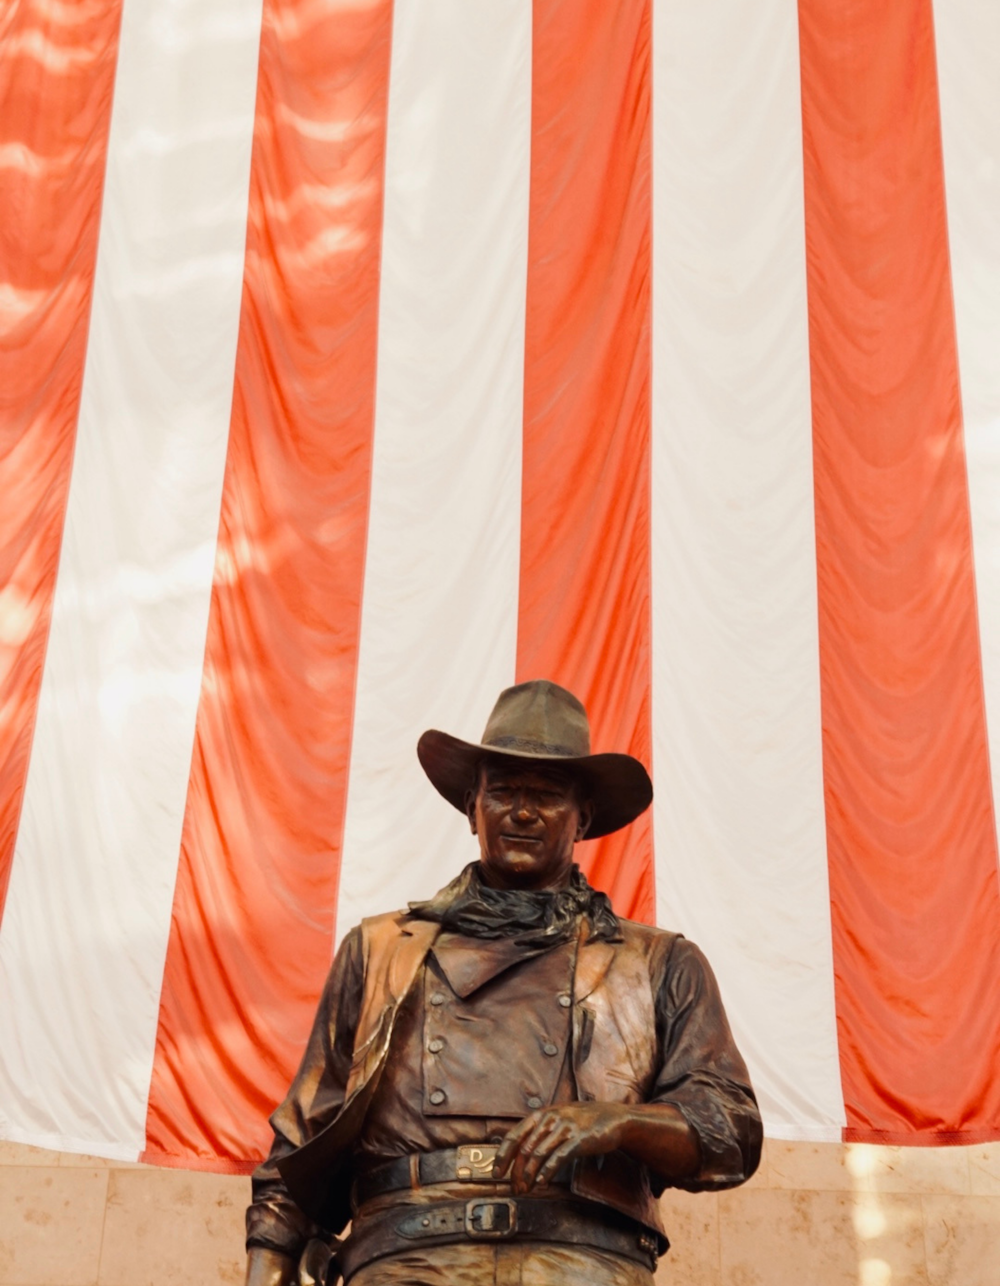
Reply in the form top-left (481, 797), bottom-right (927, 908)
top-left (1, 1138), bottom-right (996, 1285)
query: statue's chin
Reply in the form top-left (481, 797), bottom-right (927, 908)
top-left (479, 846), bottom-right (573, 892)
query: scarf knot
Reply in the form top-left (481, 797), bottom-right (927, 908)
top-left (408, 862), bottom-right (621, 949)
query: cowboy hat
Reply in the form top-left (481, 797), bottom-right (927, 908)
top-left (416, 680), bottom-right (653, 839)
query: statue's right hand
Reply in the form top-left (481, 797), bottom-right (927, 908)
top-left (245, 1242), bottom-right (341, 1286)
top-left (245, 1247), bottom-right (297, 1286)
top-left (300, 1237), bottom-right (339, 1286)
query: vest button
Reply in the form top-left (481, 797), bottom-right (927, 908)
top-left (428, 1038), bottom-right (444, 1054)
top-left (558, 994), bottom-right (572, 1008)
top-left (430, 991), bottom-right (446, 1006)
top-left (542, 1042), bottom-right (559, 1056)
top-left (526, 1096), bottom-right (543, 1110)
top-left (429, 1090), bottom-right (446, 1105)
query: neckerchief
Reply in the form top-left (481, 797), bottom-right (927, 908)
top-left (408, 862), bottom-right (622, 949)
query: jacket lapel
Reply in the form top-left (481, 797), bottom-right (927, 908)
top-left (573, 935), bottom-right (616, 1003)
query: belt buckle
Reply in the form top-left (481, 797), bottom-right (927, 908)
top-left (465, 1198), bottom-right (517, 1239)
top-left (455, 1144), bottom-right (499, 1182)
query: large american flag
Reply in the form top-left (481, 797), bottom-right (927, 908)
top-left (1, 0), bottom-right (999, 1172)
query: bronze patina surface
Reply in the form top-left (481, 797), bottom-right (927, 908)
top-left (245, 681), bottom-right (762, 1285)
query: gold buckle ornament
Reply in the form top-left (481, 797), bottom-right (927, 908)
top-left (456, 1144), bottom-right (500, 1181)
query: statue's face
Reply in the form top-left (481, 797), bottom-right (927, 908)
top-left (465, 761), bottom-right (593, 892)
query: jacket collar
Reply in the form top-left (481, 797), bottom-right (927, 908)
top-left (431, 932), bottom-right (562, 998)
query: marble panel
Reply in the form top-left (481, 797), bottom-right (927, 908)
top-left (766, 1141), bottom-right (855, 1192)
top-left (657, 1189), bottom-right (719, 1286)
top-left (717, 1188), bottom-right (929, 1286)
top-left (59, 1154), bottom-right (141, 1171)
top-left (0, 1141), bottom-right (144, 1170)
top-left (0, 1143), bottom-right (61, 1168)
top-left (767, 1141), bottom-right (969, 1195)
top-left (968, 1142), bottom-right (1000, 1197)
top-left (850, 1192), bottom-right (930, 1283)
top-left (97, 1168), bottom-right (249, 1286)
top-left (847, 1146), bottom-right (970, 1196)
top-left (743, 1138), bottom-right (770, 1190)
top-left (0, 1166), bottom-right (108, 1285)
top-left (923, 1194), bottom-right (1000, 1286)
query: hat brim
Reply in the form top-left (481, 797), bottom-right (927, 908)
top-left (417, 730), bottom-right (653, 840)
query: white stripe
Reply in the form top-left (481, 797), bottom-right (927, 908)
top-left (335, 0), bottom-right (531, 938)
top-left (935, 0), bottom-right (1000, 851)
top-left (0, 0), bottom-right (261, 1155)
top-left (651, 0), bottom-right (844, 1138)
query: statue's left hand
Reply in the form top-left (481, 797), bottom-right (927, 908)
top-left (494, 1100), bottom-right (701, 1193)
top-left (493, 1103), bottom-right (629, 1194)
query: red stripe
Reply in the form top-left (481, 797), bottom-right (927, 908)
top-left (800, 0), bottom-right (1000, 1139)
top-left (517, 0), bottom-right (653, 923)
top-left (0, 1), bottom-right (123, 920)
top-left (142, 0), bottom-right (393, 1166)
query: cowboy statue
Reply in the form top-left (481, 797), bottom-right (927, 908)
top-left (245, 680), bottom-right (762, 1286)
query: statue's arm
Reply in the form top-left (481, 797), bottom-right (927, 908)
top-left (495, 935), bottom-right (762, 1193)
top-left (645, 935), bottom-right (763, 1192)
top-left (245, 927), bottom-right (366, 1283)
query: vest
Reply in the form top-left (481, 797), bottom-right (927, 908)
top-left (277, 911), bottom-right (675, 1239)
top-left (357, 936), bottom-right (578, 1157)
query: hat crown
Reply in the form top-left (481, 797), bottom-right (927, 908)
top-left (480, 680), bottom-right (591, 759)
top-left (416, 679), bottom-right (652, 839)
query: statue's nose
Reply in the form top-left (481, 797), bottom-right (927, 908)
top-left (513, 792), bottom-right (539, 819)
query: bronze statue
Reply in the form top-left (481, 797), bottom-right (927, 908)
top-left (246, 680), bottom-right (762, 1285)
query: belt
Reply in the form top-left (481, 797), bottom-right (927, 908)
top-left (339, 1195), bottom-right (662, 1281)
top-left (353, 1144), bottom-right (572, 1207)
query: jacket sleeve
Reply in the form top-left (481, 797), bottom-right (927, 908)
top-left (648, 935), bottom-right (763, 1193)
top-left (245, 926), bottom-right (365, 1257)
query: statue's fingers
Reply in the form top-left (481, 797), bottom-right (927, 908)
top-left (508, 1113), bottom-right (560, 1192)
top-left (494, 1113), bottom-right (540, 1176)
top-left (514, 1111), bottom-right (559, 1158)
top-left (521, 1122), bottom-right (574, 1189)
top-left (532, 1134), bottom-right (580, 1187)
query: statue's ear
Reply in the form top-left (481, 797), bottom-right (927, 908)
top-left (577, 799), bottom-right (595, 840)
top-left (464, 787), bottom-right (478, 834)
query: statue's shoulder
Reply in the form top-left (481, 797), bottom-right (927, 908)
top-left (614, 915), bottom-right (684, 954)
top-left (359, 906), bottom-right (412, 932)
top-left (358, 908), bottom-right (439, 961)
